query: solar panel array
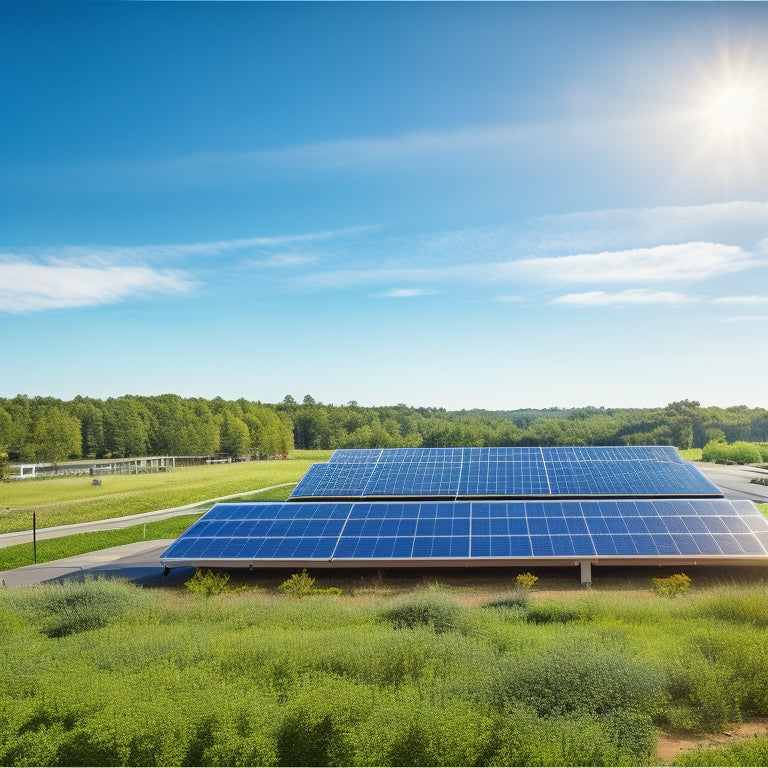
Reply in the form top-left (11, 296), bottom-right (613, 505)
top-left (289, 446), bottom-right (721, 500)
top-left (160, 498), bottom-right (768, 567)
top-left (160, 445), bottom-right (768, 573)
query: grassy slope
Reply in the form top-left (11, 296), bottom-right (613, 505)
top-left (0, 451), bottom-right (331, 534)
top-left (0, 485), bottom-right (293, 571)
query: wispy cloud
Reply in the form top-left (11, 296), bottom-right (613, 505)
top-left (492, 295), bottom-right (524, 303)
top-left (712, 295), bottom-right (768, 305)
top-left (4, 201), bottom-right (764, 313)
top-left (246, 253), bottom-right (319, 268)
top-left (380, 288), bottom-right (436, 298)
top-left (8, 225), bottom-right (373, 265)
top-left (0, 261), bottom-right (194, 313)
top-left (720, 315), bottom-right (768, 322)
top-left (551, 289), bottom-right (696, 307)
top-left (513, 243), bottom-right (753, 284)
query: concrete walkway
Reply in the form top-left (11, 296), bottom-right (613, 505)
top-left (0, 539), bottom-right (196, 588)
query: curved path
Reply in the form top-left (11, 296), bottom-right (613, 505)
top-left (0, 482), bottom-right (296, 549)
top-left (692, 462), bottom-right (768, 503)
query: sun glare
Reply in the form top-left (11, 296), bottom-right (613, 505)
top-left (706, 85), bottom-right (760, 134)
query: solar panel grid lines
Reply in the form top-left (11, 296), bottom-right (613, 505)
top-left (290, 446), bottom-right (721, 500)
top-left (160, 498), bottom-right (768, 568)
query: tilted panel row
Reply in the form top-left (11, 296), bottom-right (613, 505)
top-left (161, 498), bottom-right (768, 566)
top-left (291, 446), bottom-right (720, 500)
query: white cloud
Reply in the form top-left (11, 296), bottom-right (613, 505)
top-left (720, 315), bottom-right (768, 322)
top-left (380, 288), bottom-right (436, 298)
top-left (0, 261), bottom-right (194, 313)
top-left (248, 253), bottom-right (319, 268)
top-left (551, 289), bottom-right (695, 307)
top-left (5, 226), bottom-right (372, 266)
top-left (512, 242), bottom-right (753, 284)
top-left (712, 295), bottom-right (768, 305)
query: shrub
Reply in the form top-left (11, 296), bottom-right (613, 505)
top-left (491, 703), bottom-right (656, 766)
top-left (515, 571), bottom-right (538, 590)
top-left (485, 592), bottom-right (530, 611)
top-left (673, 735), bottom-right (768, 766)
top-left (355, 694), bottom-right (496, 767)
top-left (380, 591), bottom-right (461, 633)
top-left (485, 641), bottom-right (666, 721)
top-left (653, 573), bottom-right (691, 598)
top-left (702, 440), bottom-right (763, 465)
top-left (663, 651), bottom-right (741, 732)
top-left (15, 578), bottom-right (147, 638)
top-left (274, 675), bottom-right (373, 766)
top-left (694, 589), bottom-right (768, 627)
top-left (277, 569), bottom-right (342, 598)
top-left (525, 599), bottom-right (582, 624)
top-left (185, 568), bottom-right (240, 597)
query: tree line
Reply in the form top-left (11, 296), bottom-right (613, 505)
top-left (0, 394), bottom-right (293, 464)
top-left (1, 394), bottom-right (767, 466)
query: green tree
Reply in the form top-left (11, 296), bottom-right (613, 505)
top-left (31, 406), bottom-right (82, 464)
top-left (0, 406), bottom-right (12, 451)
top-left (103, 398), bottom-right (150, 457)
top-left (70, 397), bottom-right (106, 458)
top-left (219, 411), bottom-right (250, 458)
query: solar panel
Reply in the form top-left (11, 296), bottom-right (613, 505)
top-left (290, 446), bottom-right (721, 500)
top-left (160, 498), bottom-right (768, 568)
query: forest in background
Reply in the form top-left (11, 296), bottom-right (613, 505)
top-left (1, 394), bottom-right (767, 465)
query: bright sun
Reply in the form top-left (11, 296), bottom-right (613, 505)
top-left (706, 85), bottom-right (760, 134)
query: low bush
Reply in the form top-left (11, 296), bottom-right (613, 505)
top-left (185, 568), bottom-right (243, 597)
top-left (484, 640), bottom-right (666, 721)
top-left (515, 571), bottom-right (538, 590)
top-left (673, 735), bottom-right (768, 766)
top-left (485, 592), bottom-right (530, 611)
top-left (694, 589), bottom-right (768, 628)
top-left (702, 440), bottom-right (764, 465)
top-left (525, 599), bottom-right (582, 624)
top-left (380, 590), bottom-right (461, 633)
top-left (355, 693), bottom-right (496, 767)
top-left (663, 650), bottom-right (741, 732)
top-left (653, 573), bottom-right (691, 598)
top-left (277, 570), bottom-right (342, 598)
top-left (11, 577), bottom-right (150, 638)
top-left (491, 703), bottom-right (656, 766)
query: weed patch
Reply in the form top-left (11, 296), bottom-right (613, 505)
top-left (380, 590), bottom-right (462, 633)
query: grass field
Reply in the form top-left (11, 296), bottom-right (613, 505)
top-left (678, 448), bottom-right (703, 461)
top-left (1, 575), bottom-right (767, 766)
top-left (0, 485), bottom-right (294, 571)
top-left (0, 451), bottom-right (331, 534)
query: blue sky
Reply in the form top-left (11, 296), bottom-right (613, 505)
top-left (1, 2), bottom-right (767, 410)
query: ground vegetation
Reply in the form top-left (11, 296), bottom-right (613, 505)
top-left (1, 576), bottom-right (768, 766)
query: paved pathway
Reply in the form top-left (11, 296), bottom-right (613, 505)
top-left (692, 462), bottom-right (768, 503)
top-left (0, 539), bottom-right (196, 588)
top-left (0, 482), bottom-right (295, 548)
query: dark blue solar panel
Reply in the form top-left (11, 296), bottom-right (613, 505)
top-left (161, 499), bottom-right (768, 566)
top-left (291, 446), bottom-right (720, 500)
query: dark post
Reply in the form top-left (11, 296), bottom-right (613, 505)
top-left (32, 511), bottom-right (37, 564)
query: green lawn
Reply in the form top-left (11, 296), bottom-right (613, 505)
top-left (0, 451), bottom-right (330, 534)
top-left (0, 485), bottom-right (294, 572)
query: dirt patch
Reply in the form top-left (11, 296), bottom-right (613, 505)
top-left (655, 719), bottom-right (768, 765)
